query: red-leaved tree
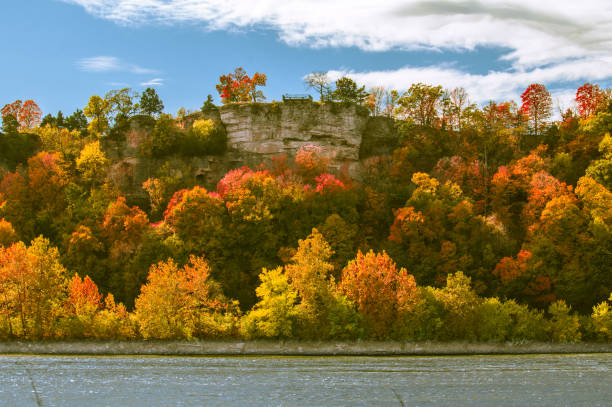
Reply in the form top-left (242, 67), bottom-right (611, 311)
top-left (1, 99), bottom-right (42, 130)
top-left (520, 84), bottom-right (552, 135)
top-left (576, 83), bottom-right (604, 119)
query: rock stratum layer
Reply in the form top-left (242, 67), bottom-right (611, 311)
top-left (108, 102), bottom-right (398, 198)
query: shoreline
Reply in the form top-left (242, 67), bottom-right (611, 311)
top-left (0, 340), bottom-right (611, 356)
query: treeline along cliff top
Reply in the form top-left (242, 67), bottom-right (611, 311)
top-left (0, 69), bottom-right (611, 342)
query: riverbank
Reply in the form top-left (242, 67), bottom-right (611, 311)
top-left (0, 340), bottom-right (611, 356)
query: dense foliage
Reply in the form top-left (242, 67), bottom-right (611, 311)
top-left (0, 80), bottom-right (611, 342)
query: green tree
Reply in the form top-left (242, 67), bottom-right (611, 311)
top-left (332, 77), bottom-right (368, 104)
top-left (240, 267), bottom-right (299, 339)
top-left (139, 87), bottom-right (164, 117)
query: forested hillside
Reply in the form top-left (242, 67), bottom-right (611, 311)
top-left (0, 75), bottom-right (611, 342)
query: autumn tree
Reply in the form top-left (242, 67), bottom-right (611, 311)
top-left (83, 95), bottom-right (110, 137)
top-left (1, 101), bottom-right (22, 124)
top-left (339, 250), bottom-right (418, 339)
top-left (576, 83), bottom-right (605, 119)
top-left (0, 237), bottom-right (67, 339)
top-left (294, 145), bottom-right (329, 184)
top-left (388, 172), bottom-right (508, 293)
top-left (240, 267), bottom-right (299, 339)
top-left (1, 100), bottom-right (42, 130)
top-left (0, 152), bottom-right (70, 241)
top-left (35, 125), bottom-right (85, 162)
top-left (61, 274), bottom-right (102, 337)
top-left (134, 256), bottom-right (238, 339)
top-left (163, 186), bottom-right (226, 256)
top-left (398, 83), bottom-right (444, 127)
top-left (365, 86), bottom-right (386, 116)
top-left (101, 196), bottom-right (149, 261)
top-left (520, 83), bottom-right (552, 135)
top-left (216, 67), bottom-right (267, 104)
top-left (584, 133), bottom-right (612, 189)
top-left (76, 141), bottom-right (110, 186)
top-left (0, 219), bottom-right (17, 247)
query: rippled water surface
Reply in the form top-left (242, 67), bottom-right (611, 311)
top-left (0, 353), bottom-right (610, 406)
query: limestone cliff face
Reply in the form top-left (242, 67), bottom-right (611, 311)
top-left (110, 102), bottom-right (397, 200)
top-left (220, 102), bottom-right (365, 159)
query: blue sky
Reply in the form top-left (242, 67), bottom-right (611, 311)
top-left (2, 0), bottom-right (611, 118)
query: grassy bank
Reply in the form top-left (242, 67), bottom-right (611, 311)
top-left (1, 340), bottom-right (611, 356)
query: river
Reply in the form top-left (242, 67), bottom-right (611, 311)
top-left (0, 354), bottom-right (610, 406)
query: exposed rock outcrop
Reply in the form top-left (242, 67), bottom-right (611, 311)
top-left (108, 101), bottom-right (398, 201)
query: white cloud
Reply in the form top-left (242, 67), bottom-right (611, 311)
top-left (66, 1), bottom-right (612, 103)
top-left (77, 56), bottom-right (157, 74)
top-left (62, 1), bottom-right (612, 67)
top-left (140, 78), bottom-right (164, 86)
top-left (327, 54), bottom-right (612, 106)
top-left (77, 56), bottom-right (122, 72)
top-left (107, 81), bottom-right (131, 87)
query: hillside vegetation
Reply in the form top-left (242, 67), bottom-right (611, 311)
top-left (0, 78), bottom-right (611, 342)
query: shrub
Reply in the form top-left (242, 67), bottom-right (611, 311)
top-left (547, 300), bottom-right (582, 342)
top-left (591, 294), bottom-right (612, 340)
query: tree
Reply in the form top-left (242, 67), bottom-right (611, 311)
top-left (105, 88), bottom-right (138, 118)
top-left (1, 100), bottom-right (42, 130)
top-left (139, 87), bottom-right (164, 117)
top-left (134, 256), bottom-right (237, 339)
top-left (35, 125), bottom-right (84, 162)
top-left (295, 145), bottom-right (329, 184)
top-left (1, 101), bottom-right (22, 124)
top-left (163, 186), bottom-right (226, 255)
top-left (249, 72), bottom-right (267, 102)
top-left (0, 219), bottom-right (17, 247)
top-left (365, 87), bottom-right (386, 116)
top-left (201, 94), bottom-right (216, 111)
top-left (389, 172), bottom-right (508, 292)
top-left (83, 95), bottom-right (110, 137)
top-left (215, 67), bottom-right (266, 104)
top-left (1, 114), bottom-right (19, 134)
top-left (448, 87), bottom-right (469, 129)
top-left (332, 77), bottom-right (368, 104)
top-left (576, 83), bottom-right (605, 119)
top-left (62, 274), bottom-right (103, 337)
top-left (339, 250), bottom-right (418, 339)
top-left (240, 267), bottom-right (299, 339)
top-left (398, 83), bottom-right (444, 127)
top-left (520, 83), bottom-right (552, 135)
top-left (0, 237), bottom-right (67, 339)
top-left (19, 100), bottom-right (42, 130)
top-left (304, 72), bottom-right (331, 102)
top-left (142, 113), bottom-right (179, 157)
top-left (76, 141), bottom-right (110, 186)
top-left (65, 109), bottom-right (88, 134)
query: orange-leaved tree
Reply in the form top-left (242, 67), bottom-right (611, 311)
top-left (339, 250), bottom-right (418, 339)
top-left (134, 256), bottom-right (239, 339)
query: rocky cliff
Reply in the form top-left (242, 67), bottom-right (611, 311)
top-left (108, 101), bottom-right (398, 200)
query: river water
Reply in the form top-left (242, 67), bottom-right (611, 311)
top-left (0, 354), bottom-right (610, 406)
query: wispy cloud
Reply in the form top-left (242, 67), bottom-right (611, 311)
top-left (65, 0), bottom-right (612, 106)
top-left (77, 56), bottom-right (157, 74)
top-left (140, 78), bottom-right (164, 86)
top-left (62, 1), bottom-right (612, 67)
top-left (107, 81), bottom-right (131, 87)
top-left (327, 54), bottom-right (612, 105)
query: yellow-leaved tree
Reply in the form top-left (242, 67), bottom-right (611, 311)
top-left (134, 256), bottom-right (239, 339)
